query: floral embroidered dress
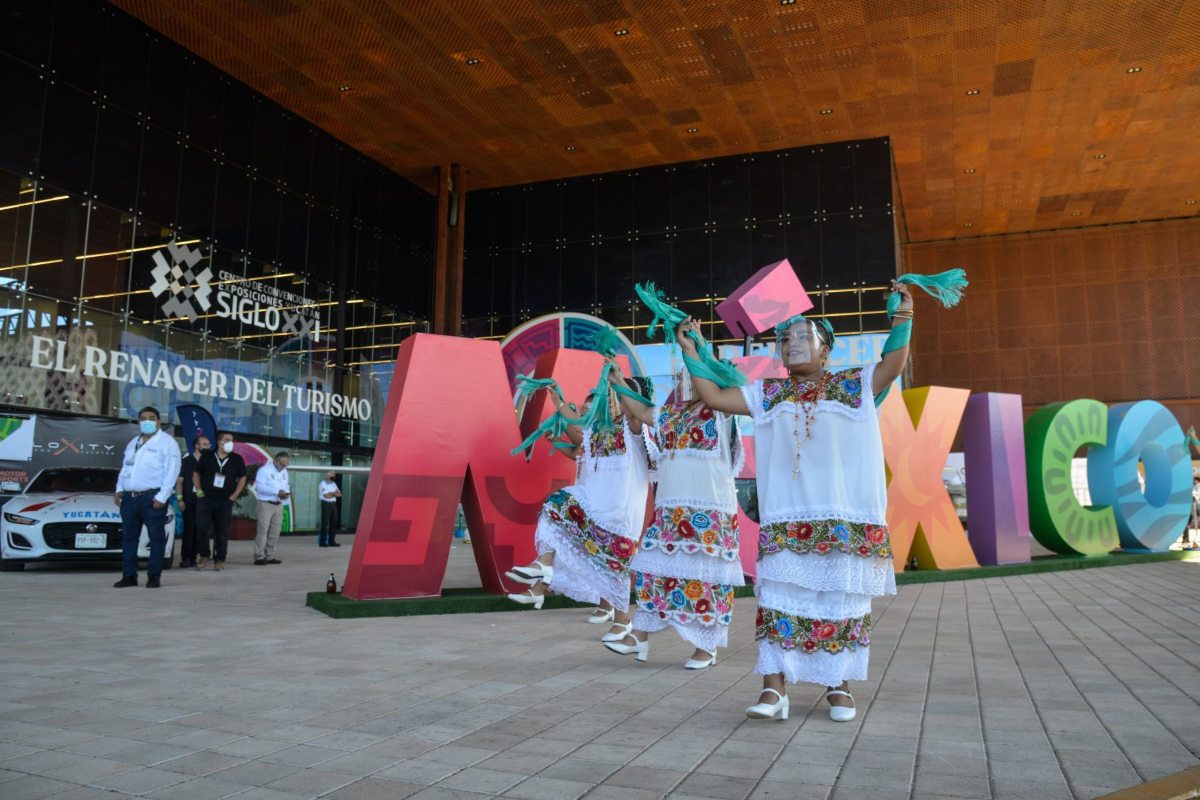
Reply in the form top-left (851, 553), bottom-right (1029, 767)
top-left (534, 419), bottom-right (651, 611)
top-left (629, 400), bottom-right (745, 654)
top-left (739, 363), bottom-right (896, 687)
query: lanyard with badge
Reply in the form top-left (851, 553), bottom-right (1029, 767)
top-left (213, 455), bottom-right (229, 489)
top-left (122, 435), bottom-right (149, 480)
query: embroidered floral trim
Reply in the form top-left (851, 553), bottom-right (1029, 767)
top-left (759, 518), bottom-right (891, 560)
top-left (544, 489), bottom-right (638, 571)
top-left (755, 607), bottom-right (871, 654)
top-left (635, 571), bottom-right (735, 626)
top-left (759, 368), bottom-right (865, 416)
top-left (588, 425), bottom-right (627, 459)
top-left (641, 504), bottom-right (740, 561)
top-left (658, 402), bottom-right (720, 455)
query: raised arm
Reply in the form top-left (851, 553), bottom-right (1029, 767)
top-left (872, 281), bottom-right (913, 397)
top-left (608, 357), bottom-right (656, 427)
top-left (677, 319), bottom-right (750, 416)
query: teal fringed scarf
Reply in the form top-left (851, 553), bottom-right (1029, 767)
top-left (887, 269), bottom-right (968, 318)
top-left (510, 362), bottom-right (652, 460)
top-left (634, 282), bottom-right (746, 388)
top-left (874, 269), bottom-right (968, 406)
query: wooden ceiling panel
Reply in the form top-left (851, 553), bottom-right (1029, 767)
top-left (110, 0), bottom-right (1200, 240)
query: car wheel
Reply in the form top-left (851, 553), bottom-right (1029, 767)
top-left (0, 557), bottom-right (25, 571)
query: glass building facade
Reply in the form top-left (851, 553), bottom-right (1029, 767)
top-left (0, 1), bottom-right (436, 530)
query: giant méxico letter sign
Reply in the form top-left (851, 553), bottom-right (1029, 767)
top-left (343, 335), bottom-right (614, 599)
top-left (961, 393), bottom-right (1031, 566)
top-left (1025, 400), bottom-right (1119, 556)
top-left (1087, 401), bottom-right (1193, 552)
top-left (346, 334), bottom-right (1196, 599)
top-left (878, 386), bottom-right (979, 571)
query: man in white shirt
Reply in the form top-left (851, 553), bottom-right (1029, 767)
top-left (253, 451), bottom-right (290, 565)
top-left (317, 471), bottom-right (341, 547)
top-left (113, 406), bottom-right (182, 588)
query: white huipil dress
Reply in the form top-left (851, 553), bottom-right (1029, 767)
top-left (739, 362), bottom-right (897, 687)
top-left (533, 419), bottom-right (651, 611)
top-left (629, 401), bottom-right (746, 653)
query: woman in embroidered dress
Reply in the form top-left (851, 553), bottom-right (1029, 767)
top-left (604, 369), bottom-right (745, 669)
top-left (506, 371), bottom-right (653, 616)
top-left (678, 282), bottom-right (912, 722)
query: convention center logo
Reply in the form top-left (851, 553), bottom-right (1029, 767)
top-left (148, 240), bottom-right (320, 342)
top-left (149, 241), bottom-right (213, 320)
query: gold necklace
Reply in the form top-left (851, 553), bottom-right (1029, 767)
top-left (790, 371), bottom-right (831, 478)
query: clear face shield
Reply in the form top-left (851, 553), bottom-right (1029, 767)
top-left (776, 319), bottom-right (824, 369)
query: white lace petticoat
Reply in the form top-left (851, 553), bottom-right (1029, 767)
top-left (757, 550), bottom-right (896, 597)
top-left (629, 546), bottom-right (746, 586)
top-left (634, 609), bottom-right (730, 652)
top-left (755, 639), bottom-right (869, 686)
top-left (535, 514), bottom-right (632, 611)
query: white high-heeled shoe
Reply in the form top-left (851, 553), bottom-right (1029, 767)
top-left (745, 688), bottom-right (789, 721)
top-left (508, 561), bottom-right (553, 585)
top-left (600, 622), bottom-right (633, 643)
top-left (585, 607), bottom-right (615, 624)
top-left (683, 650), bottom-right (716, 670)
top-left (603, 637), bottom-right (648, 662)
top-left (825, 689), bottom-right (856, 722)
top-left (506, 589), bottom-right (545, 609)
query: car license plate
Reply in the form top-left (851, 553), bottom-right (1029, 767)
top-left (75, 533), bottom-right (108, 549)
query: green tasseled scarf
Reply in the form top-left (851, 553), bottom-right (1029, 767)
top-left (875, 269), bottom-right (969, 406)
top-left (634, 282), bottom-right (746, 388)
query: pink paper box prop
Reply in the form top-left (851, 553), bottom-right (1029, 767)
top-left (716, 259), bottom-right (814, 338)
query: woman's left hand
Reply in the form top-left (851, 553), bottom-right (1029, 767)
top-left (606, 357), bottom-right (623, 384)
top-left (892, 280), bottom-right (914, 314)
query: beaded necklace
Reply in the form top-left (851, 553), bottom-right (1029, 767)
top-left (789, 369), bottom-right (831, 478)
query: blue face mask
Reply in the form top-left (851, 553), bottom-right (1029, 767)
top-left (139, 420), bottom-right (158, 436)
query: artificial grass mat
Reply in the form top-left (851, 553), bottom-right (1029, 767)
top-left (306, 549), bottom-right (1200, 619)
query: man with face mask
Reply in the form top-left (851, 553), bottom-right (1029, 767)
top-left (253, 451), bottom-right (291, 565)
top-left (317, 470), bottom-right (341, 547)
top-left (193, 432), bottom-right (247, 571)
top-left (175, 434), bottom-right (210, 568)
top-left (113, 407), bottom-right (181, 588)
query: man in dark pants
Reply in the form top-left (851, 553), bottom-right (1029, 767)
top-left (113, 407), bottom-right (181, 588)
top-left (317, 470), bottom-right (341, 547)
top-left (175, 434), bottom-right (209, 568)
top-left (193, 431), bottom-right (246, 571)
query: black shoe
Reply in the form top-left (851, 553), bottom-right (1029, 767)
top-left (254, 559), bottom-right (267, 566)
top-left (113, 575), bottom-right (137, 588)
top-left (329, 542), bottom-right (341, 547)
top-left (266, 558), bottom-right (282, 565)
top-left (146, 576), bottom-right (161, 588)
top-left (318, 543), bottom-right (328, 548)
top-left (179, 560), bottom-right (195, 568)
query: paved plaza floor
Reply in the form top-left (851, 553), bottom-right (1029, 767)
top-left (1, 536), bottom-right (1197, 800)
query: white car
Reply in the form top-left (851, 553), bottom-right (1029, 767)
top-left (0, 468), bottom-right (176, 572)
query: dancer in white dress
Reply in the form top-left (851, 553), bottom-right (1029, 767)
top-left (604, 370), bottom-right (745, 668)
top-left (506, 372), bottom-right (653, 614)
top-left (679, 281), bottom-right (913, 722)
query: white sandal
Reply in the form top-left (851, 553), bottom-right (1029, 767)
top-left (825, 689), bottom-right (856, 722)
top-left (604, 636), bottom-right (648, 662)
top-left (745, 688), bottom-right (789, 721)
top-left (506, 589), bottom-right (545, 610)
top-left (600, 622), bottom-right (633, 643)
top-left (683, 650), bottom-right (716, 670)
top-left (586, 607), bottom-right (615, 624)
top-left (508, 560), bottom-right (553, 585)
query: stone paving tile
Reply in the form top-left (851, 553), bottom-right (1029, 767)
top-left (4, 544), bottom-right (1200, 800)
top-left (501, 775), bottom-right (593, 799)
top-left (325, 777), bottom-right (424, 800)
